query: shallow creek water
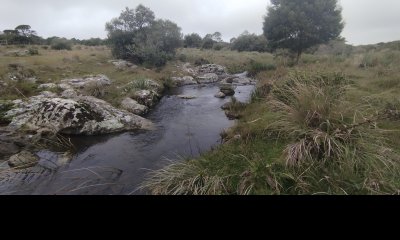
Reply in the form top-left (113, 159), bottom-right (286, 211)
top-left (0, 84), bottom-right (254, 194)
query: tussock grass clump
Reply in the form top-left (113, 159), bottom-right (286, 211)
top-left (265, 71), bottom-right (400, 194)
top-left (139, 161), bottom-right (229, 195)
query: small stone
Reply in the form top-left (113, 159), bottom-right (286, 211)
top-left (177, 95), bottom-right (196, 100)
top-left (8, 150), bottom-right (39, 169)
top-left (214, 92), bottom-right (226, 98)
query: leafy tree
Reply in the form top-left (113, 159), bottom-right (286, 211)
top-left (231, 31), bottom-right (269, 52)
top-left (106, 5), bottom-right (182, 67)
top-left (201, 32), bottom-right (223, 49)
top-left (14, 25), bottom-right (37, 44)
top-left (263, 0), bottom-right (344, 63)
top-left (184, 33), bottom-right (202, 48)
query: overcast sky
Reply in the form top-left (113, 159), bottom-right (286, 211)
top-left (0, 0), bottom-right (399, 45)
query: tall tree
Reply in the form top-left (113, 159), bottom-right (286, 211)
top-left (15, 25), bottom-right (37, 44)
top-left (263, 0), bottom-right (344, 63)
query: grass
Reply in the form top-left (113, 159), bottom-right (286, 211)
top-left (2, 42), bottom-right (400, 195)
top-left (143, 44), bottom-right (400, 195)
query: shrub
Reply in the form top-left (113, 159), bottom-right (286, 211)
top-left (28, 47), bottom-right (39, 55)
top-left (51, 39), bottom-right (72, 50)
top-left (106, 5), bottom-right (182, 67)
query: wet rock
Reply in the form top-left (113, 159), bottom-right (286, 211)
top-left (219, 84), bottom-right (235, 96)
top-left (171, 76), bottom-right (197, 86)
top-left (121, 97), bottom-right (149, 116)
top-left (61, 74), bottom-right (111, 89)
top-left (177, 95), bottom-right (196, 100)
top-left (221, 102), bottom-right (232, 110)
top-left (8, 150), bottom-right (39, 169)
top-left (196, 73), bottom-right (219, 84)
top-left (57, 152), bottom-right (73, 166)
top-left (214, 92), bottom-right (226, 98)
top-left (132, 90), bottom-right (160, 108)
top-left (5, 95), bottom-right (153, 135)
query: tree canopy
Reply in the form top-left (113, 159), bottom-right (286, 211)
top-left (231, 31), bottom-right (269, 52)
top-left (263, 0), bottom-right (344, 62)
top-left (105, 5), bottom-right (183, 67)
top-left (184, 33), bottom-right (202, 48)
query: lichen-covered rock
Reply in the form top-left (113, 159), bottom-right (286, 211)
top-left (121, 97), bottom-right (149, 116)
top-left (198, 64), bottom-right (226, 75)
top-left (109, 60), bottom-right (137, 70)
top-left (196, 73), bottom-right (219, 84)
top-left (38, 91), bottom-right (58, 98)
top-left (61, 74), bottom-right (111, 89)
top-left (38, 83), bottom-right (58, 90)
top-left (171, 76), bottom-right (197, 86)
top-left (232, 77), bottom-right (253, 85)
top-left (132, 90), bottom-right (160, 108)
top-left (61, 89), bottom-right (78, 99)
top-left (8, 150), bottom-right (39, 169)
top-left (58, 83), bottom-right (74, 90)
top-left (5, 95), bottom-right (153, 135)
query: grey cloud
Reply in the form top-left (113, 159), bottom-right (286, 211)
top-left (0, 0), bottom-right (399, 45)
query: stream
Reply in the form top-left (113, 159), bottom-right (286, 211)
top-left (0, 84), bottom-right (254, 195)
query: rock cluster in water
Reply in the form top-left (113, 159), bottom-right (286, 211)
top-left (171, 63), bottom-right (256, 98)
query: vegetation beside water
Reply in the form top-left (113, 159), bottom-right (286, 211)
top-left (143, 42), bottom-right (400, 195)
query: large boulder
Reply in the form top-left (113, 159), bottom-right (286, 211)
top-left (121, 98), bottom-right (149, 116)
top-left (5, 95), bottom-right (153, 135)
top-left (196, 73), bottom-right (219, 84)
top-left (8, 150), bottom-right (39, 169)
top-left (132, 90), bottom-right (160, 108)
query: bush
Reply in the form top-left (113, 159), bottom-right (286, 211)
top-left (28, 47), bottom-right (39, 55)
top-left (51, 39), bottom-right (72, 50)
top-left (106, 5), bottom-right (182, 67)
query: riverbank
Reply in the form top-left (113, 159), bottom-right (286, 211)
top-left (0, 45), bottom-right (263, 194)
top-left (143, 44), bottom-right (400, 195)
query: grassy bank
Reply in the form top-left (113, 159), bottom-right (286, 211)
top-left (143, 44), bottom-right (400, 195)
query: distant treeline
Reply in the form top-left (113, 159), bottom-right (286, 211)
top-left (0, 25), bottom-right (107, 47)
top-left (0, 24), bottom-right (271, 52)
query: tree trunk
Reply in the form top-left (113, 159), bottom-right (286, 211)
top-left (296, 49), bottom-right (302, 64)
